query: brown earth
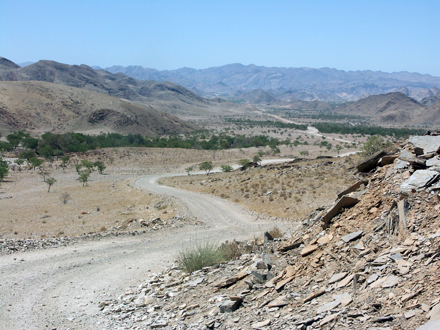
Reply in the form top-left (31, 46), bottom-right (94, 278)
top-left (0, 81), bottom-right (197, 136)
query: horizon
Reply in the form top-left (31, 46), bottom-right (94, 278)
top-left (1, 1), bottom-right (439, 76)
top-left (11, 59), bottom-right (440, 78)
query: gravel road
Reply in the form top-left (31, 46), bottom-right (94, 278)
top-left (0, 173), bottom-right (290, 329)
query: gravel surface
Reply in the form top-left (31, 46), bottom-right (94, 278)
top-left (0, 171), bottom-right (291, 329)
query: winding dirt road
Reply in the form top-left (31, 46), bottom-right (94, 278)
top-left (0, 172), bottom-right (291, 329)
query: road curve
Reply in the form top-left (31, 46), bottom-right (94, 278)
top-left (0, 173), bottom-right (290, 329)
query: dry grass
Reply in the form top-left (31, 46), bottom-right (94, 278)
top-left (0, 171), bottom-right (178, 239)
top-left (162, 155), bottom-right (360, 221)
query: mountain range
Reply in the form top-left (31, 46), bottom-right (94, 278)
top-left (102, 63), bottom-right (440, 103)
top-left (0, 59), bottom-right (252, 119)
top-left (1, 57), bottom-right (440, 135)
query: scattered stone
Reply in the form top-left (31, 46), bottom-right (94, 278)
top-left (300, 244), bottom-right (318, 257)
top-left (303, 288), bottom-right (325, 303)
top-left (328, 272), bottom-right (347, 284)
top-left (321, 196), bottom-right (360, 228)
top-left (252, 319), bottom-right (271, 329)
top-left (341, 231), bottom-right (363, 243)
top-left (219, 298), bottom-right (242, 313)
top-left (400, 170), bottom-right (439, 192)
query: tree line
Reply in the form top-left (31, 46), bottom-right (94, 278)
top-left (0, 131), bottom-right (289, 157)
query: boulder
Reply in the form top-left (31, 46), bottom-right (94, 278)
top-left (409, 136), bottom-right (440, 154)
top-left (400, 170), bottom-right (440, 192)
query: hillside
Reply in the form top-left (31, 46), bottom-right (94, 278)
top-left (0, 58), bottom-right (252, 118)
top-left (0, 81), bottom-right (197, 136)
top-left (104, 63), bottom-right (440, 102)
top-left (334, 92), bottom-right (427, 125)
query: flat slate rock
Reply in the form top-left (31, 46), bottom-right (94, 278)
top-left (341, 231), bottom-right (363, 243)
top-left (301, 244), bottom-right (318, 257)
top-left (328, 272), bottom-right (347, 284)
top-left (400, 170), bottom-right (439, 192)
top-left (415, 319), bottom-right (440, 330)
top-left (409, 136), bottom-right (440, 154)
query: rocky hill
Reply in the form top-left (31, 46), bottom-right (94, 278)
top-left (0, 58), bottom-right (252, 118)
top-left (334, 92), bottom-right (428, 126)
top-left (97, 135), bottom-right (440, 330)
top-left (104, 63), bottom-right (440, 102)
top-left (0, 81), bottom-right (197, 136)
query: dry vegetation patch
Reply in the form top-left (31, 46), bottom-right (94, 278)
top-left (162, 155), bottom-right (360, 221)
top-left (0, 170), bottom-right (181, 239)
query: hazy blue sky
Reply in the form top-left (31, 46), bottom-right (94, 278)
top-left (2, 0), bottom-right (439, 75)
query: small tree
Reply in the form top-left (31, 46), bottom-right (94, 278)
top-left (336, 145), bottom-right (343, 154)
top-left (74, 163), bottom-right (82, 174)
top-left (238, 158), bottom-right (251, 170)
top-left (361, 135), bottom-right (385, 157)
top-left (185, 166), bottom-right (194, 176)
top-left (78, 169), bottom-right (91, 186)
top-left (29, 157), bottom-right (44, 171)
top-left (46, 177), bottom-right (56, 192)
top-left (81, 159), bottom-right (95, 172)
top-left (94, 161), bottom-right (106, 174)
top-left (39, 169), bottom-right (50, 182)
top-left (199, 161), bottom-right (213, 175)
top-left (257, 150), bottom-right (265, 158)
top-left (60, 155), bottom-right (70, 172)
top-left (253, 155), bottom-right (262, 166)
top-left (270, 145), bottom-right (281, 155)
top-left (220, 164), bottom-right (233, 172)
top-left (0, 158), bottom-right (9, 181)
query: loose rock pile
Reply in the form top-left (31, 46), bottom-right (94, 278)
top-left (99, 136), bottom-right (440, 330)
top-left (0, 215), bottom-right (198, 255)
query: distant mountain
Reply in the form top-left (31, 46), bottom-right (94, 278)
top-left (0, 57), bottom-right (20, 70)
top-left (420, 92), bottom-right (440, 107)
top-left (0, 58), bottom-right (252, 118)
top-left (18, 61), bottom-right (34, 67)
top-left (103, 63), bottom-right (440, 102)
top-left (334, 92), bottom-right (427, 125)
top-left (417, 101), bottom-right (440, 127)
top-left (0, 81), bottom-right (197, 136)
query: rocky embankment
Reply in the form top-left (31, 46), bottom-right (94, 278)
top-left (98, 135), bottom-right (440, 330)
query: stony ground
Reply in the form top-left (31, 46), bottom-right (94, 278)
top-left (97, 138), bottom-right (440, 330)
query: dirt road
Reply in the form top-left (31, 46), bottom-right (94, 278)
top-left (0, 172), bottom-right (291, 329)
top-left (266, 113), bottom-right (353, 144)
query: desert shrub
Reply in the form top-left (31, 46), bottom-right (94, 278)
top-left (177, 240), bottom-right (227, 273)
top-left (219, 240), bottom-right (251, 260)
top-left (220, 164), bottom-right (233, 172)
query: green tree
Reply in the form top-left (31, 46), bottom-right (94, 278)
top-left (19, 150), bottom-right (36, 160)
top-left (94, 161), bottom-right (106, 174)
top-left (185, 166), bottom-right (194, 176)
top-left (361, 135), bottom-right (385, 157)
top-left (22, 136), bottom-right (39, 150)
top-left (270, 145), bottom-right (280, 155)
top-left (45, 177), bottom-right (56, 192)
top-left (199, 161), bottom-right (213, 175)
top-left (60, 155), bottom-right (70, 172)
top-left (81, 159), bottom-right (95, 172)
top-left (77, 169), bottom-right (91, 186)
top-left (257, 150), bottom-right (265, 158)
top-left (238, 158), bottom-right (251, 169)
top-left (253, 155), bottom-right (262, 166)
top-left (220, 164), bottom-right (233, 172)
top-left (6, 131), bottom-right (27, 149)
top-left (74, 163), bottom-right (82, 174)
top-left (336, 145), bottom-right (343, 154)
top-left (29, 157), bottom-right (44, 171)
top-left (0, 158), bottom-right (9, 181)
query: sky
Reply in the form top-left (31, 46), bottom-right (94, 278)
top-left (1, 0), bottom-right (439, 76)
